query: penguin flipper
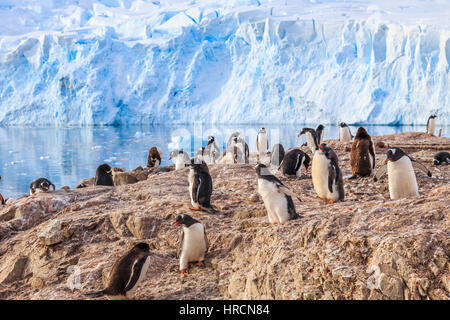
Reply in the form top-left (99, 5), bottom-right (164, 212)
top-left (374, 164), bottom-right (387, 182)
top-left (328, 162), bottom-right (338, 194)
top-left (204, 229), bottom-right (209, 253)
top-left (411, 159), bottom-right (432, 177)
top-left (278, 185), bottom-right (302, 202)
top-left (124, 256), bottom-right (149, 292)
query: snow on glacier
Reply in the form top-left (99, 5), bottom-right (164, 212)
top-left (0, 0), bottom-right (449, 126)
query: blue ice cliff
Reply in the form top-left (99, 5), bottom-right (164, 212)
top-left (0, 0), bottom-right (448, 126)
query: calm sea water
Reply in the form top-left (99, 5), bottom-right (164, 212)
top-left (0, 124), bottom-right (447, 199)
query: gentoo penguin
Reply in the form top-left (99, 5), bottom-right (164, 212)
top-left (204, 136), bottom-right (220, 164)
top-left (147, 146), bottom-right (162, 168)
top-left (349, 127), bottom-right (376, 178)
top-left (374, 148), bottom-right (432, 200)
top-left (339, 122), bottom-right (353, 142)
top-left (426, 115), bottom-right (437, 136)
top-left (270, 144), bottom-right (285, 167)
top-left (188, 159), bottom-right (214, 212)
top-left (256, 127), bottom-right (269, 159)
top-left (279, 149), bottom-right (310, 178)
top-left (227, 132), bottom-right (249, 163)
top-left (316, 124), bottom-right (325, 145)
top-left (433, 151), bottom-right (450, 165)
top-left (312, 144), bottom-right (344, 203)
top-left (174, 214), bottom-right (209, 274)
top-left (255, 163), bottom-right (300, 224)
top-left (95, 163), bottom-right (114, 186)
top-left (169, 149), bottom-right (191, 170)
top-left (85, 242), bottom-right (151, 300)
top-left (29, 178), bottom-right (56, 195)
top-left (298, 128), bottom-right (319, 153)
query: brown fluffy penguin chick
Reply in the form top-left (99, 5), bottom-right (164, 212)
top-left (85, 243), bottom-right (151, 300)
top-left (349, 127), bottom-right (376, 178)
top-left (147, 146), bottom-right (162, 168)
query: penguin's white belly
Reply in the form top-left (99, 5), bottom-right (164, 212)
top-left (427, 119), bottom-right (435, 135)
top-left (220, 152), bottom-right (234, 164)
top-left (312, 153), bottom-right (339, 201)
top-left (340, 127), bottom-right (352, 142)
top-left (126, 256), bottom-right (151, 298)
top-left (387, 157), bottom-right (418, 199)
top-left (257, 179), bottom-right (289, 223)
top-left (180, 224), bottom-right (206, 269)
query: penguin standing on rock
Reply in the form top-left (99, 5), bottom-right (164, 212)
top-left (374, 148), bottom-right (432, 200)
top-left (339, 123), bottom-right (353, 142)
top-left (312, 144), bottom-right (344, 203)
top-left (349, 127), bottom-right (376, 178)
top-left (188, 159), bottom-right (215, 213)
top-left (426, 115), bottom-right (437, 136)
top-left (257, 128), bottom-right (269, 159)
top-left (29, 178), bottom-right (56, 195)
top-left (204, 136), bottom-right (220, 164)
top-left (279, 149), bottom-right (310, 178)
top-left (174, 214), bottom-right (209, 274)
top-left (147, 147), bottom-right (162, 168)
top-left (85, 242), bottom-right (151, 300)
top-left (298, 128), bottom-right (319, 154)
top-left (169, 149), bottom-right (191, 170)
top-left (433, 152), bottom-right (450, 165)
top-left (270, 144), bottom-right (285, 167)
top-left (255, 163), bottom-right (300, 224)
top-left (95, 164), bottom-right (114, 186)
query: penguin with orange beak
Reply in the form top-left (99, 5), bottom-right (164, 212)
top-left (174, 214), bottom-right (209, 275)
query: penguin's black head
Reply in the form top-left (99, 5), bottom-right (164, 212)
top-left (433, 159), bottom-right (440, 165)
top-left (208, 136), bottom-right (215, 143)
top-left (189, 158), bottom-right (209, 173)
top-left (41, 180), bottom-right (50, 190)
top-left (386, 148), bottom-right (406, 163)
top-left (169, 149), bottom-right (179, 160)
top-left (355, 127), bottom-right (370, 139)
top-left (316, 124), bottom-right (324, 131)
top-left (297, 127), bottom-right (313, 137)
top-left (173, 214), bottom-right (198, 227)
top-left (98, 164), bottom-right (112, 174)
top-left (133, 242), bottom-right (151, 254)
top-left (339, 122), bottom-right (347, 128)
top-left (260, 127), bottom-right (266, 133)
top-left (254, 163), bottom-right (272, 177)
top-left (429, 115), bottom-right (437, 119)
top-left (232, 136), bottom-right (238, 143)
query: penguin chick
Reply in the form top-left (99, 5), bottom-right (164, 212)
top-left (147, 146), bottom-right (162, 168)
top-left (374, 148), bottom-right (431, 200)
top-left (188, 159), bottom-right (215, 213)
top-left (29, 178), bottom-right (55, 195)
top-left (174, 214), bottom-right (209, 274)
top-left (349, 127), bottom-right (376, 178)
top-left (204, 136), bottom-right (220, 164)
top-left (85, 242), bottom-right (151, 300)
top-left (312, 144), bottom-right (344, 203)
top-left (255, 163), bottom-right (300, 224)
top-left (95, 163), bottom-right (114, 186)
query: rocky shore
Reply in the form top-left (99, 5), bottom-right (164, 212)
top-left (0, 132), bottom-right (448, 300)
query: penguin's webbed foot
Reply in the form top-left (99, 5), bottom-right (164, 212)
top-left (190, 207), bottom-right (201, 211)
top-left (327, 199), bottom-right (335, 204)
top-left (181, 269), bottom-right (188, 274)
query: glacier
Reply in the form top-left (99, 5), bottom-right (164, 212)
top-left (0, 0), bottom-right (449, 126)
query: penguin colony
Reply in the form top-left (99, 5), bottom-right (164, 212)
top-left (0, 118), bottom-right (445, 300)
